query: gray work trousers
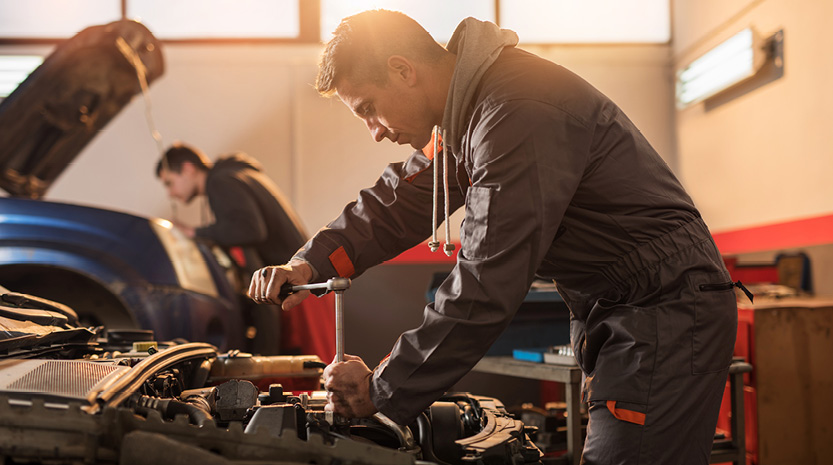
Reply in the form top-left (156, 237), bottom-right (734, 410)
top-left (564, 218), bottom-right (738, 464)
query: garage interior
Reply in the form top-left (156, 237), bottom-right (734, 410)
top-left (0, 1), bottom-right (831, 464)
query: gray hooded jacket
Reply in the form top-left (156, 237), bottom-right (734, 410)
top-left (197, 153), bottom-right (307, 269)
top-left (294, 18), bottom-right (735, 425)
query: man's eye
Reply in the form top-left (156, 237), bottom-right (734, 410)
top-left (360, 105), bottom-right (372, 116)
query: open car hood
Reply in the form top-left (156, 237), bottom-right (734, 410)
top-left (0, 20), bottom-right (164, 199)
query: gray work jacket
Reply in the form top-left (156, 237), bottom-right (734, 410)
top-left (295, 46), bottom-right (734, 425)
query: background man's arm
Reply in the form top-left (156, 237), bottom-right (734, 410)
top-left (196, 175), bottom-right (268, 246)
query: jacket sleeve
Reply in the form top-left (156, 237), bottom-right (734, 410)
top-left (293, 149), bottom-right (465, 280)
top-left (369, 100), bottom-right (592, 424)
top-left (195, 174), bottom-right (268, 246)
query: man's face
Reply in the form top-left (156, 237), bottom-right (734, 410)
top-left (159, 164), bottom-right (198, 204)
top-left (336, 76), bottom-right (435, 150)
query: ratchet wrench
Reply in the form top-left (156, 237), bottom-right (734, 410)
top-left (279, 277), bottom-right (351, 362)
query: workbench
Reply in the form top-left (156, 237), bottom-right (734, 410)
top-left (472, 356), bottom-right (752, 465)
top-left (472, 356), bottom-right (582, 464)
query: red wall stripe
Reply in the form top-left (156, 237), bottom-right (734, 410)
top-left (712, 213), bottom-right (833, 255)
top-left (385, 213), bottom-right (833, 263)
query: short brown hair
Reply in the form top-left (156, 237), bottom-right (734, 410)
top-left (316, 9), bottom-right (447, 97)
top-left (156, 142), bottom-right (211, 177)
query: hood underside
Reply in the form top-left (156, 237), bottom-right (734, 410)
top-left (0, 20), bottom-right (164, 199)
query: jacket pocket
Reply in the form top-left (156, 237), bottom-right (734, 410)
top-left (689, 272), bottom-right (738, 374)
top-left (460, 186), bottom-right (494, 260)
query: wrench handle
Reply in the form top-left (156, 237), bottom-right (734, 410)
top-left (278, 281), bottom-right (327, 298)
top-left (334, 290), bottom-right (344, 362)
top-left (278, 283), bottom-right (296, 299)
top-left (278, 278), bottom-right (351, 298)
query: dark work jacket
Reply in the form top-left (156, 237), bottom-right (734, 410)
top-left (294, 41), bottom-right (736, 424)
top-left (196, 153), bottom-right (307, 271)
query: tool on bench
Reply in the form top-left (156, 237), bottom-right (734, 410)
top-left (279, 277), bottom-right (351, 362)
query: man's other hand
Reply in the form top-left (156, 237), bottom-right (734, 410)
top-left (323, 354), bottom-right (378, 418)
top-left (172, 220), bottom-right (196, 239)
top-left (249, 260), bottom-right (313, 310)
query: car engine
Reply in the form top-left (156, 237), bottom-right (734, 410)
top-left (0, 289), bottom-right (543, 465)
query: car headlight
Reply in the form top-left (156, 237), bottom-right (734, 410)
top-left (149, 219), bottom-right (218, 298)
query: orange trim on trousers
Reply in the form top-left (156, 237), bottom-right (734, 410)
top-left (606, 400), bottom-right (646, 425)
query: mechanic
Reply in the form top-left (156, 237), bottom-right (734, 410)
top-left (157, 143), bottom-right (308, 355)
top-left (156, 142), bottom-right (307, 274)
top-left (251, 10), bottom-right (739, 464)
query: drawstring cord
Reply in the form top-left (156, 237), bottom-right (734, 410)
top-left (428, 126), bottom-right (455, 256)
top-left (442, 129), bottom-right (454, 256)
top-left (429, 126), bottom-right (440, 253)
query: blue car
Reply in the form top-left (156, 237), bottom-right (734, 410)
top-left (0, 20), bottom-right (284, 352)
top-left (0, 197), bottom-right (247, 350)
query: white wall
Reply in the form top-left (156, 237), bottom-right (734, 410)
top-left (1, 38), bottom-right (674, 241)
top-left (673, 0), bottom-right (833, 232)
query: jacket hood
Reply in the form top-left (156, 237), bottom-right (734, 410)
top-left (212, 152), bottom-right (263, 173)
top-left (0, 20), bottom-right (164, 199)
top-left (442, 18), bottom-right (518, 152)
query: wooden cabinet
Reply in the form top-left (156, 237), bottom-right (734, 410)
top-left (733, 298), bottom-right (833, 465)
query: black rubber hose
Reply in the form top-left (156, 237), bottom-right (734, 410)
top-left (415, 412), bottom-right (454, 465)
top-left (137, 396), bottom-right (214, 427)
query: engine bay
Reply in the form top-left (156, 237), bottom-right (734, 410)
top-left (0, 325), bottom-right (543, 465)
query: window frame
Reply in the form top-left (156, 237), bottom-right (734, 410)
top-left (0, 0), bottom-right (320, 44)
top-left (0, 0), bottom-right (670, 46)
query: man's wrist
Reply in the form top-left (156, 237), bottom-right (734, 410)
top-left (288, 258), bottom-right (319, 282)
top-left (360, 371), bottom-right (378, 417)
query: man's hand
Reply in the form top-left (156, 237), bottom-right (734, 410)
top-left (249, 260), bottom-right (313, 310)
top-left (172, 220), bottom-right (196, 239)
top-left (323, 354), bottom-right (378, 418)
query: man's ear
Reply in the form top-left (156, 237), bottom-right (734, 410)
top-left (387, 55), bottom-right (417, 86)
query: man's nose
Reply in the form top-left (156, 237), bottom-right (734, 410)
top-left (366, 119), bottom-right (386, 143)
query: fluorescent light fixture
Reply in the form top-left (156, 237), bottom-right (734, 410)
top-left (0, 55), bottom-right (44, 98)
top-left (676, 27), bottom-right (766, 108)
